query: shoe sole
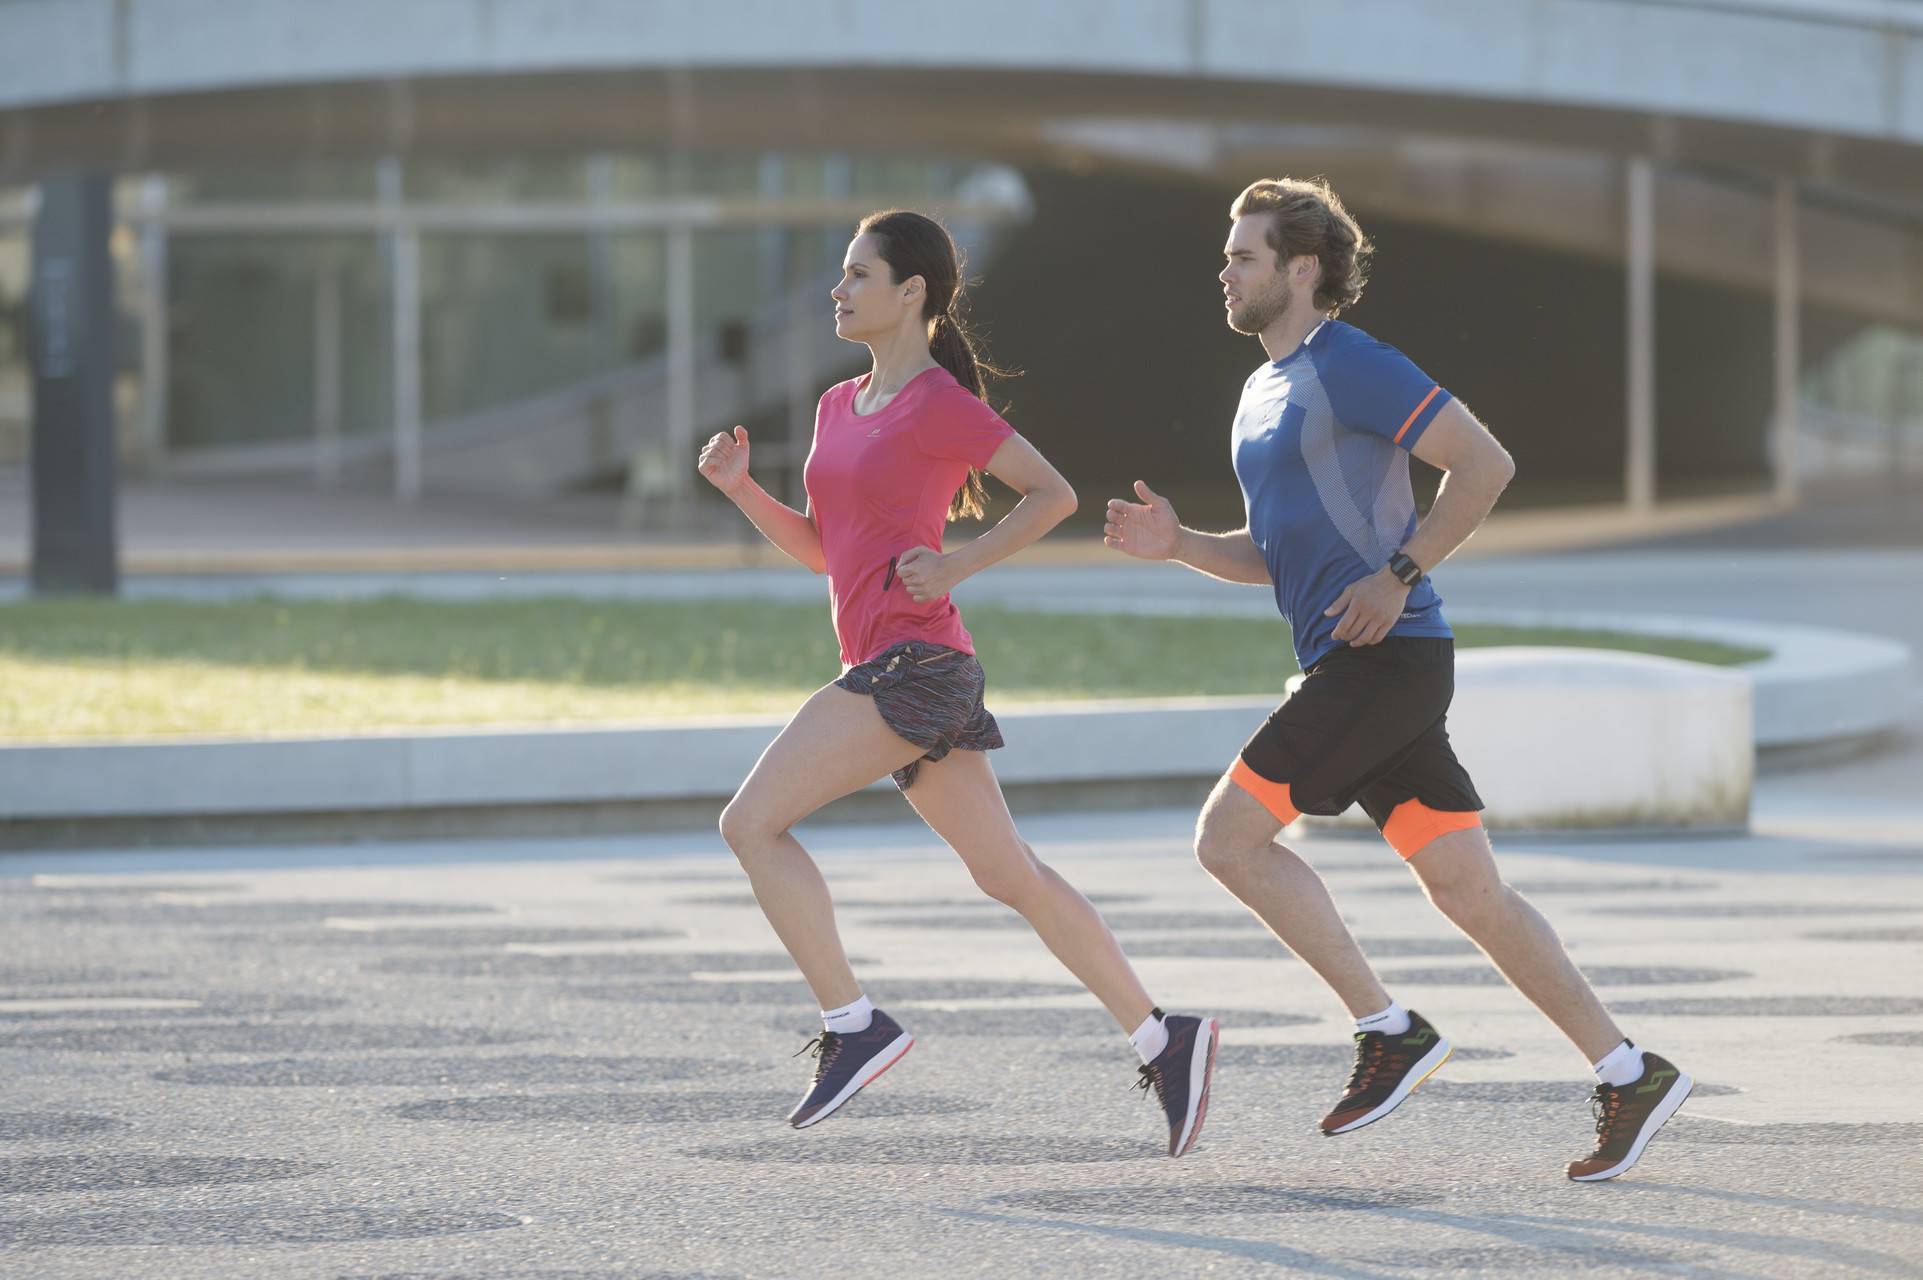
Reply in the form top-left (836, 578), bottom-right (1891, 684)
top-left (1567, 1073), bottom-right (1694, 1182)
top-left (1322, 1037), bottom-right (1453, 1136)
top-left (1171, 1017), bottom-right (1221, 1158)
top-left (789, 1032), bottom-right (914, 1130)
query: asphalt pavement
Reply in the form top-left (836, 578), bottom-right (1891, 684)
top-left (3, 792), bottom-right (1920, 1278)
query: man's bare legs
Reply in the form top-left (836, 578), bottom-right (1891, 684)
top-left (1405, 827), bottom-right (1624, 1061)
top-left (1193, 770), bottom-right (1624, 1061)
top-left (1192, 774), bottom-right (1390, 1018)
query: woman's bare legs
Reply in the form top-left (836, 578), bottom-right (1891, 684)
top-left (717, 683), bottom-right (926, 1009)
top-left (901, 748), bottom-right (1156, 1032)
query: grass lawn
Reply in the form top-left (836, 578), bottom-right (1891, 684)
top-left (0, 597), bottom-right (1766, 741)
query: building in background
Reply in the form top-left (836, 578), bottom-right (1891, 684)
top-left (0, 146), bottom-right (1028, 523)
top-left (4, 0), bottom-right (1922, 531)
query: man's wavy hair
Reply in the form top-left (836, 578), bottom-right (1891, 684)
top-left (1230, 177), bottom-right (1374, 317)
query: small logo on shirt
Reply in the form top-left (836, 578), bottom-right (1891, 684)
top-left (867, 427), bottom-right (882, 437)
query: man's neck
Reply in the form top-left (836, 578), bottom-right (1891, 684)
top-left (1258, 309), bottom-right (1327, 364)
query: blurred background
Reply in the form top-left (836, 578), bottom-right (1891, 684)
top-left (3, 0), bottom-right (1922, 554)
top-left (1, 0), bottom-right (1920, 804)
top-left (7, 13), bottom-right (1923, 1272)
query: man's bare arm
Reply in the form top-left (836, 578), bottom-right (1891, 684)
top-left (1104, 481), bottom-right (1270, 585)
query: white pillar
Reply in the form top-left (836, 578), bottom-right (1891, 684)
top-left (1625, 156), bottom-right (1656, 513)
top-left (314, 259), bottom-right (342, 490)
top-left (136, 176), bottom-right (169, 476)
top-left (379, 156), bottom-right (422, 502)
top-left (1772, 176), bottom-right (1801, 506)
top-left (758, 151), bottom-right (787, 297)
top-left (1893, 343), bottom-right (1917, 488)
top-left (585, 153), bottom-right (616, 345)
top-left (390, 226), bottom-right (422, 501)
top-left (822, 152), bottom-right (851, 264)
top-left (666, 223), bottom-right (695, 521)
top-left (787, 285), bottom-right (813, 508)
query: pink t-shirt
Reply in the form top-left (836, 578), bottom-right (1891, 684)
top-left (803, 366), bottom-right (1015, 666)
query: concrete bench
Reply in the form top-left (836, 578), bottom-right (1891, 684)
top-left (1297, 647), bottom-right (1752, 836)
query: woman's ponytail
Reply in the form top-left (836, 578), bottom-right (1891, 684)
top-left (929, 312), bottom-right (992, 520)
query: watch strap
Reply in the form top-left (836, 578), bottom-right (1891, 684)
top-left (1387, 552), bottom-right (1423, 586)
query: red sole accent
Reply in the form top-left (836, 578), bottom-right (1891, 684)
top-left (1174, 1019), bottom-right (1221, 1158)
top-left (864, 1038), bottom-right (913, 1090)
top-left (796, 1037), bottom-right (915, 1129)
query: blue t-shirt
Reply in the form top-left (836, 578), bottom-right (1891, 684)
top-left (1231, 319), bottom-right (1454, 671)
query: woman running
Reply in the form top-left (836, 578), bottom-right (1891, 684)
top-left (696, 209), bottom-right (1218, 1156)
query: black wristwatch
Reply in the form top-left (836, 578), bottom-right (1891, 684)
top-left (1387, 552), bottom-right (1424, 586)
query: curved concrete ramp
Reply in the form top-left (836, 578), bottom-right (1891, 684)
top-left (1448, 648), bottom-right (1753, 833)
top-left (1289, 648), bottom-right (1754, 836)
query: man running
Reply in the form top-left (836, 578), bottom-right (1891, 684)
top-left (1103, 176), bottom-right (1690, 1182)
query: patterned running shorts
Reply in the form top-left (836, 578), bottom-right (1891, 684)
top-left (833, 640), bottom-right (1004, 791)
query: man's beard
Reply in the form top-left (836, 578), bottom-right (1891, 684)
top-left (1228, 279), bottom-right (1292, 336)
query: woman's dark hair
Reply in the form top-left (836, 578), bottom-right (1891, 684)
top-left (858, 209), bottom-right (1006, 521)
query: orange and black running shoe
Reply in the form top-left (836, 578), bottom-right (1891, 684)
top-left (1320, 1009), bottom-right (1452, 1135)
top-left (1567, 1051), bottom-right (1693, 1181)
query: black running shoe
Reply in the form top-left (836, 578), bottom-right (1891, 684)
top-left (786, 1008), bottom-right (914, 1129)
top-left (1567, 1051), bottom-right (1692, 1181)
top-left (1320, 1009), bottom-right (1452, 1135)
top-left (1134, 1013), bottom-right (1220, 1157)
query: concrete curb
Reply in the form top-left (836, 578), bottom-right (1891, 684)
top-left (0, 612), bottom-right (1906, 837)
top-left (1296, 647), bottom-right (1753, 837)
top-left (1450, 609), bottom-right (1910, 750)
top-left (0, 696), bottom-right (1270, 822)
top-left (949, 596), bottom-right (1911, 751)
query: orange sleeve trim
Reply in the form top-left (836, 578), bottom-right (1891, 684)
top-left (1393, 385), bottom-right (1442, 445)
top-left (1383, 799), bottom-right (1482, 859)
top-left (1229, 758), bottom-right (1300, 826)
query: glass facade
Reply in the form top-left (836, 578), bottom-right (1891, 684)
top-left (169, 160), bottom-right (380, 205)
top-left (167, 233), bottom-right (388, 449)
top-left (1805, 324), bottom-right (1923, 475)
top-left (407, 156), bottom-right (587, 204)
top-left (2, 151), bottom-right (1005, 487)
top-left (418, 230), bottom-right (667, 422)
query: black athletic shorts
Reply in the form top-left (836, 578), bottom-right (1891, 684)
top-left (1229, 637), bottom-right (1484, 858)
top-left (834, 640), bottom-right (1003, 792)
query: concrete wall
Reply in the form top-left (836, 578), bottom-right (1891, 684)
top-left (6, 0), bottom-right (1923, 148)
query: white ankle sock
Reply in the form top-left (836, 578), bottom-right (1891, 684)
top-left (1354, 999), bottom-right (1411, 1037)
top-left (1129, 1010), bottom-right (1170, 1065)
top-left (821, 994), bottom-right (874, 1035)
top-left (1593, 1039), bottom-right (1645, 1088)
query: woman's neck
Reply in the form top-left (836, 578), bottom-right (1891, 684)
top-left (863, 321), bottom-right (940, 399)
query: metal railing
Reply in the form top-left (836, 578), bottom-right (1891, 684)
top-left (1798, 401), bottom-right (1923, 477)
